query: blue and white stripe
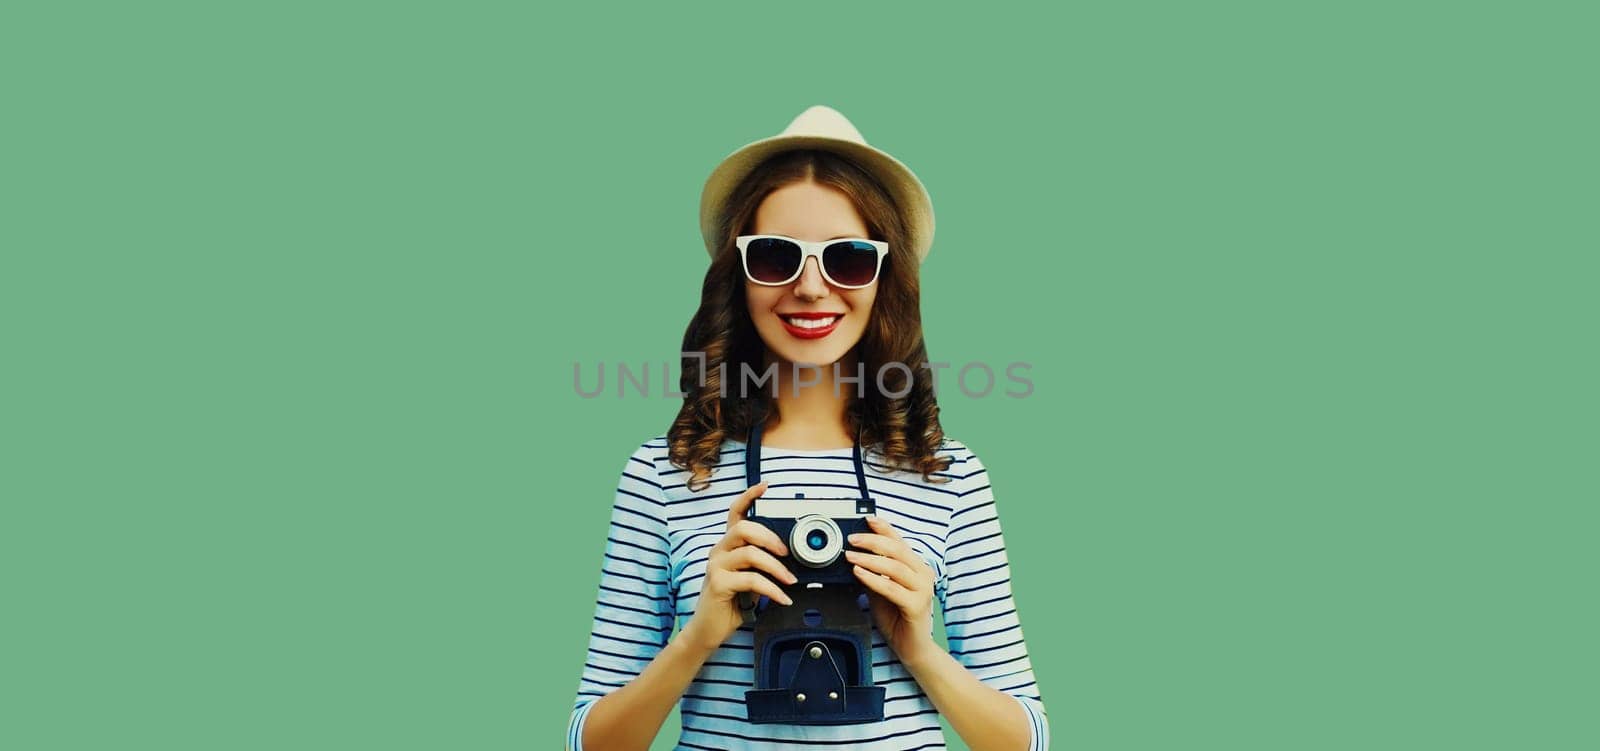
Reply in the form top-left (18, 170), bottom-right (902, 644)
top-left (567, 436), bottom-right (1049, 750)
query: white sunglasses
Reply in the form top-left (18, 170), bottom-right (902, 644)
top-left (735, 235), bottom-right (890, 289)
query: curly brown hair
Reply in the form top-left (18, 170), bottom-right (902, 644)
top-left (668, 149), bottom-right (951, 492)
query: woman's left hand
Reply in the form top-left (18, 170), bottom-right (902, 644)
top-left (846, 516), bottom-right (938, 662)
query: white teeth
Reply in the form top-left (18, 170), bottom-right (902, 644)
top-left (782, 315), bottom-right (838, 329)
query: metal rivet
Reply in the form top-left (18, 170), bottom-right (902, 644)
top-left (796, 692), bottom-right (807, 702)
top-left (808, 646), bottom-right (822, 659)
top-left (828, 691), bottom-right (839, 700)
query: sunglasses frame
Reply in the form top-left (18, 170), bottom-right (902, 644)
top-left (734, 234), bottom-right (890, 289)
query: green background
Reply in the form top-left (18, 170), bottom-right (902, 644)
top-left (3, 1), bottom-right (1594, 749)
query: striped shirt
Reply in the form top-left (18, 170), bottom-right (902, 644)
top-left (567, 435), bottom-right (1050, 750)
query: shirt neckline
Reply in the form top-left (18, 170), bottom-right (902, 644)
top-left (724, 438), bottom-right (857, 454)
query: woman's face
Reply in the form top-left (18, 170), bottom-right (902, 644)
top-left (744, 179), bottom-right (879, 369)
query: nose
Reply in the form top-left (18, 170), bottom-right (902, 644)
top-left (792, 256), bottom-right (830, 301)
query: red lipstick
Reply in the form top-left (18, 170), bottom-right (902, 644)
top-left (777, 312), bottom-right (843, 340)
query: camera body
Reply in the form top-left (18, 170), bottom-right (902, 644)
top-left (747, 495), bottom-right (876, 587)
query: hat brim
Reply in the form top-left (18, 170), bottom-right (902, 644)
top-left (699, 134), bottom-right (935, 264)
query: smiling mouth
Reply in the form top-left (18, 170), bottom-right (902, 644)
top-left (778, 313), bottom-right (843, 339)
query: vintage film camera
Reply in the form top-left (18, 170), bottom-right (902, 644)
top-left (749, 496), bottom-right (874, 586)
top-left (736, 423), bottom-right (886, 724)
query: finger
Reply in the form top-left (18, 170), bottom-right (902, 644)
top-left (715, 519), bottom-right (789, 558)
top-left (731, 571), bottom-right (793, 606)
top-left (852, 564), bottom-right (916, 609)
top-left (860, 519), bottom-right (932, 575)
top-left (726, 481), bottom-right (770, 527)
top-left (847, 531), bottom-right (912, 564)
top-left (844, 550), bottom-right (919, 591)
top-left (725, 545), bottom-right (798, 586)
top-left (866, 515), bottom-right (904, 540)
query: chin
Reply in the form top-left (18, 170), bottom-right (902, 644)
top-left (772, 344), bottom-right (852, 368)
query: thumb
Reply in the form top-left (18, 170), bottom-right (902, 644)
top-left (726, 480), bottom-right (769, 525)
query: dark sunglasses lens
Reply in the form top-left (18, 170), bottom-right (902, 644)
top-left (746, 238), bottom-right (802, 283)
top-left (823, 241), bottom-right (881, 286)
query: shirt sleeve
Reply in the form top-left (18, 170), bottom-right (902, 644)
top-left (936, 443), bottom-right (1051, 751)
top-left (567, 440), bottom-right (675, 751)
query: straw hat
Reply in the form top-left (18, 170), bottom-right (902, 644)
top-left (698, 104), bottom-right (936, 264)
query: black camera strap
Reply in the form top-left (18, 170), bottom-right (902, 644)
top-left (745, 419), bottom-right (870, 499)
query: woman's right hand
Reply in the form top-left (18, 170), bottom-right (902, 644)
top-left (681, 481), bottom-right (798, 653)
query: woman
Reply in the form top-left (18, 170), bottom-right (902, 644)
top-left (567, 105), bottom-right (1049, 751)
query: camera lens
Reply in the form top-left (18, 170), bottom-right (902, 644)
top-left (790, 515), bottom-right (844, 568)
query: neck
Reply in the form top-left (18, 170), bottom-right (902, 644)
top-left (760, 350), bottom-right (858, 449)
